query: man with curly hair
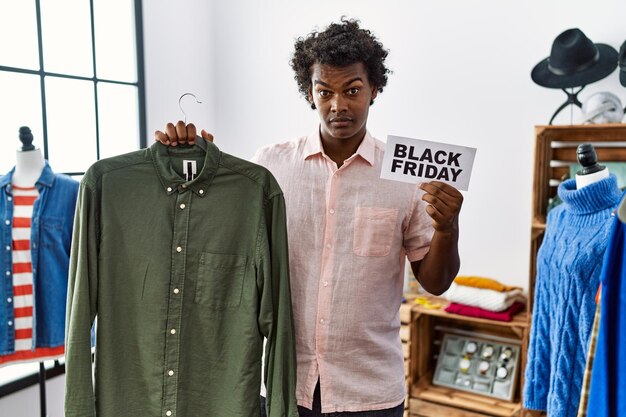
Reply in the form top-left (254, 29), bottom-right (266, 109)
top-left (156, 18), bottom-right (462, 417)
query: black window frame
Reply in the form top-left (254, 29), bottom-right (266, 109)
top-left (0, 0), bottom-right (147, 176)
top-left (0, 0), bottom-right (145, 399)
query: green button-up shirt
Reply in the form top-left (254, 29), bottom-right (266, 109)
top-left (65, 140), bottom-right (298, 417)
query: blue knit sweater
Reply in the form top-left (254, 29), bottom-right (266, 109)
top-left (524, 174), bottom-right (622, 417)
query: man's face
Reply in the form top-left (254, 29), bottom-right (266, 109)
top-left (308, 62), bottom-right (378, 143)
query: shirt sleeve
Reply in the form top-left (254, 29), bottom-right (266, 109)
top-left (64, 179), bottom-right (99, 417)
top-left (256, 191), bottom-right (299, 417)
top-left (404, 185), bottom-right (435, 262)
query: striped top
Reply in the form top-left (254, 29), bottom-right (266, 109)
top-left (0, 185), bottom-right (64, 366)
top-left (11, 185), bottom-right (38, 352)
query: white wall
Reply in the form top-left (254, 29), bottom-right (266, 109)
top-left (144, 0), bottom-right (626, 291)
top-left (143, 0), bottom-right (215, 137)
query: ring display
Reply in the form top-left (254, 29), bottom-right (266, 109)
top-left (432, 333), bottom-right (520, 401)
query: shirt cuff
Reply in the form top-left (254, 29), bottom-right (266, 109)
top-left (406, 247), bottom-right (430, 263)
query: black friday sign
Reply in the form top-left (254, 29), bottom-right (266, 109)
top-left (381, 135), bottom-right (477, 191)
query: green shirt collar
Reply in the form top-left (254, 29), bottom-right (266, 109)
top-left (150, 139), bottom-right (220, 197)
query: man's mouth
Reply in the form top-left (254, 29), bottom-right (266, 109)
top-left (330, 116), bottom-right (353, 125)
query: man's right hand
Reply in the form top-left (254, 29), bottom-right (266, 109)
top-left (154, 120), bottom-right (214, 146)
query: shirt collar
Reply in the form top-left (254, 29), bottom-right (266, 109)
top-left (0, 161), bottom-right (56, 190)
top-left (37, 162), bottom-right (56, 187)
top-left (303, 126), bottom-right (376, 167)
top-left (0, 169), bottom-right (13, 189)
top-left (150, 138), bottom-right (220, 197)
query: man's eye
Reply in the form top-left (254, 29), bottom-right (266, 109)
top-left (318, 90), bottom-right (331, 97)
top-left (347, 88), bottom-right (360, 95)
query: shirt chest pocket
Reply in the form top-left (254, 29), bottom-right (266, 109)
top-left (40, 216), bottom-right (65, 249)
top-left (195, 252), bottom-right (247, 309)
top-left (353, 207), bottom-right (398, 257)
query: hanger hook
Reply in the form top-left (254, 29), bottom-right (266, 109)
top-left (178, 92), bottom-right (203, 124)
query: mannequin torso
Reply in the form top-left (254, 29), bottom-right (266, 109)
top-left (13, 149), bottom-right (45, 188)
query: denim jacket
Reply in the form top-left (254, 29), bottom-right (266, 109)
top-left (0, 162), bottom-right (78, 354)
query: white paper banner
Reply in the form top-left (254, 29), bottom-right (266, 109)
top-left (381, 135), bottom-right (477, 191)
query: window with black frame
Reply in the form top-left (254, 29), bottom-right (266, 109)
top-left (0, 0), bottom-right (145, 394)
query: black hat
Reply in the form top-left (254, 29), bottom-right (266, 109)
top-left (618, 41), bottom-right (626, 87)
top-left (531, 28), bottom-right (618, 89)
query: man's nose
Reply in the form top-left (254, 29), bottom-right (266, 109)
top-left (330, 95), bottom-right (347, 113)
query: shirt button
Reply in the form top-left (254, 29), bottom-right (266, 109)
top-left (7, 298), bottom-right (12, 303)
top-left (326, 243), bottom-right (331, 249)
top-left (168, 370), bottom-right (174, 376)
top-left (170, 328), bottom-right (176, 335)
top-left (8, 321), bottom-right (13, 326)
top-left (173, 288), bottom-right (180, 294)
top-left (167, 187), bottom-right (172, 192)
top-left (166, 411), bottom-right (172, 417)
top-left (4, 220), bottom-right (9, 225)
top-left (323, 281), bottom-right (328, 287)
top-left (179, 204), bottom-right (186, 209)
top-left (329, 209), bottom-right (335, 214)
top-left (199, 190), bottom-right (204, 195)
top-left (176, 246), bottom-right (182, 253)
top-left (7, 196), bottom-right (12, 201)
top-left (5, 271), bottom-right (10, 276)
top-left (320, 319), bottom-right (325, 324)
top-left (5, 246), bottom-right (10, 251)
top-left (182, 184), bottom-right (187, 189)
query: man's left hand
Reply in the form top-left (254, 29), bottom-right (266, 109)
top-left (419, 181), bottom-right (463, 233)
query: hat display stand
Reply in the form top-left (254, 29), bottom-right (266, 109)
top-left (549, 86), bottom-right (585, 125)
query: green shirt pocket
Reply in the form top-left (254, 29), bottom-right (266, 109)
top-left (195, 252), bottom-right (247, 309)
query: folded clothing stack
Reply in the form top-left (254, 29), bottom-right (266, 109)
top-left (442, 276), bottom-right (527, 322)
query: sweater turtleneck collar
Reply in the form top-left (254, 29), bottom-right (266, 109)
top-left (558, 174), bottom-right (622, 215)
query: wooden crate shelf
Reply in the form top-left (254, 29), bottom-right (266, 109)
top-left (407, 295), bottom-right (528, 417)
top-left (410, 381), bottom-right (521, 417)
top-left (410, 397), bottom-right (502, 417)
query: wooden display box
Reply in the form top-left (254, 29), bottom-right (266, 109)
top-left (408, 296), bottom-right (528, 417)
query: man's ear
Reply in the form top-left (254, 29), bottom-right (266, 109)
top-left (370, 87), bottom-right (378, 106)
top-left (307, 88), bottom-right (316, 110)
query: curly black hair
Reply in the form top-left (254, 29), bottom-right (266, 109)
top-left (291, 17), bottom-right (390, 109)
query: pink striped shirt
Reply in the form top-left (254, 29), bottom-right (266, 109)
top-left (253, 129), bottom-right (434, 413)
